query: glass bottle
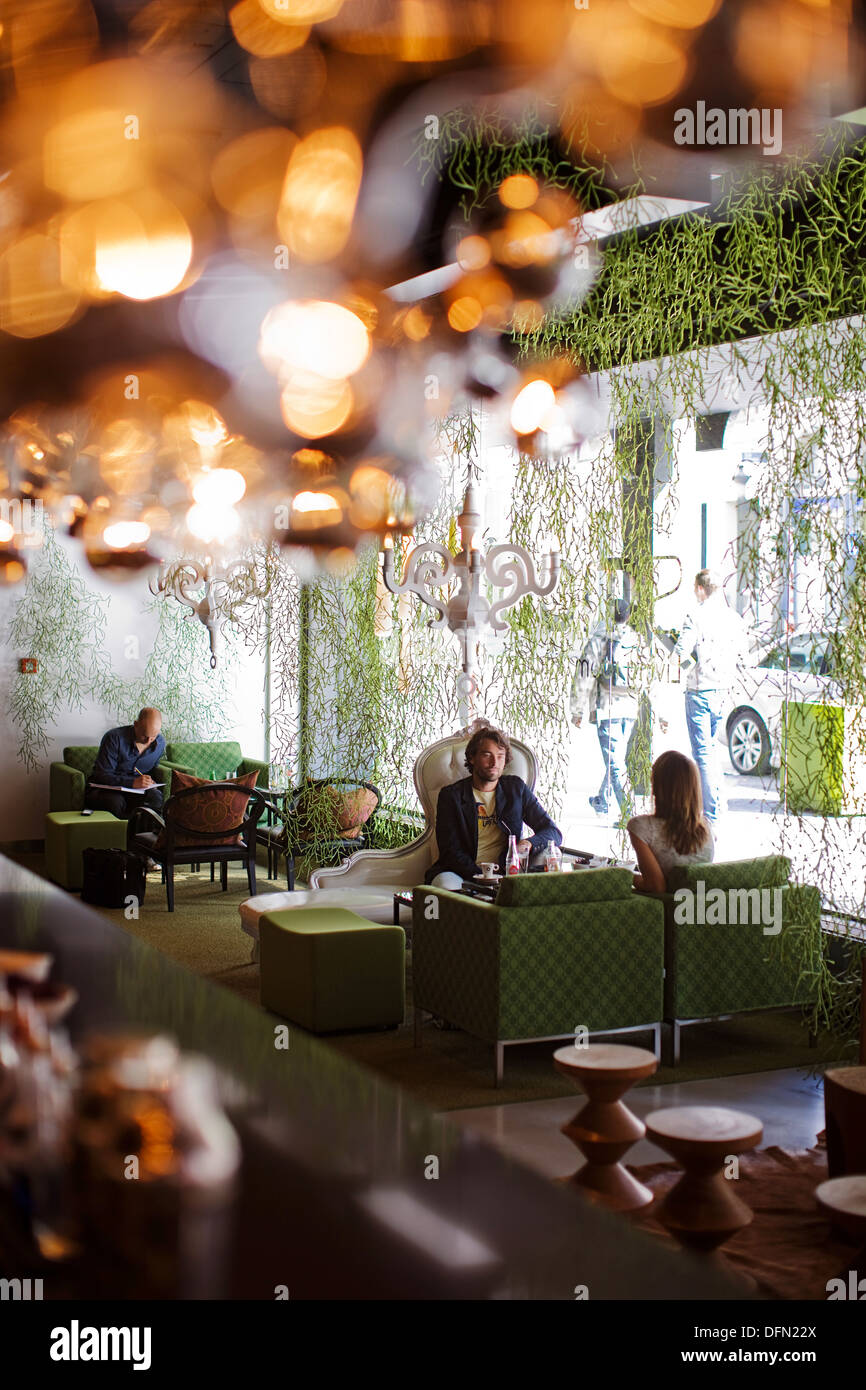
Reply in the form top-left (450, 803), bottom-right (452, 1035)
top-left (506, 835), bottom-right (520, 876)
top-left (544, 843), bottom-right (563, 873)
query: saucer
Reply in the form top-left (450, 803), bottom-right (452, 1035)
top-left (473, 874), bottom-right (502, 883)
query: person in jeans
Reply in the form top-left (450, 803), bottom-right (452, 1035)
top-left (673, 569), bottom-right (749, 827)
top-left (571, 599), bottom-right (648, 816)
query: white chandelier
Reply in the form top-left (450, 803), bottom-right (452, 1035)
top-left (381, 482), bottom-right (560, 717)
top-left (151, 555), bottom-right (269, 668)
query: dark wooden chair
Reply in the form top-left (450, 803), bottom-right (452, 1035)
top-left (257, 778), bottom-right (380, 891)
top-left (129, 783), bottom-right (267, 911)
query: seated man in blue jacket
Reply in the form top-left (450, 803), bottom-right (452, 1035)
top-left (84, 707), bottom-right (166, 820)
top-left (426, 723), bottom-right (562, 888)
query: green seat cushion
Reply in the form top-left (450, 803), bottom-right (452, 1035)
top-left (667, 855), bottom-right (791, 893)
top-left (164, 742), bottom-right (243, 780)
top-left (62, 746), bottom-right (100, 775)
top-left (495, 866), bottom-right (634, 908)
top-left (259, 907), bottom-right (405, 1032)
top-left (262, 908), bottom-right (384, 935)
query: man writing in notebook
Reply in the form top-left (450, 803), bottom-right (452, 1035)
top-left (84, 707), bottom-right (166, 819)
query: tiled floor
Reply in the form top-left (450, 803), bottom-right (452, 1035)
top-left (445, 1067), bottom-right (826, 1180)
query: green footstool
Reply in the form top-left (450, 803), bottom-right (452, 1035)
top-left (259, 907), bottom-right (405, 1032)
top-left (45, 811), bottom-right (128, 891)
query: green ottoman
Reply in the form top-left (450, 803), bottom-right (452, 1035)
top-left (45, 811), bottom-right (128, 891)
top-left (260, 907), bottom-right (405, 1032)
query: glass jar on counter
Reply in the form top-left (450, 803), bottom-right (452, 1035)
top-left (71, 1033), bottom-right (240, 1299)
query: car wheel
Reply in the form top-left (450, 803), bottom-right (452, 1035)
top-left (728, 709), bottom-right (771, 776)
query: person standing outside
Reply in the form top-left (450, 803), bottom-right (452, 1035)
top-left (673, 570), bottom-right (748, 827)
top-left (571, 599), bottom-right (647, 817)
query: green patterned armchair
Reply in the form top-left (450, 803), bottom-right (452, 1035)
top-left (652, 855), bottom-right (822, 1064)
top-left (162, 741), bottom-right (269, 789)
top-left (413, 868), bottom-right (664, 1086)
top-left (49, 745), bottom-right (175, 813)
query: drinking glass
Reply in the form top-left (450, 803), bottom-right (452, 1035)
top-left (518, 845), bottom-right (531, 873)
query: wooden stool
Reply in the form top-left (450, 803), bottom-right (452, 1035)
top-left (553, 1043), bottom-right (659, 1212)
top-left (824, 1067), bottom-right (866, 1178)
top-left (816, 1175), bottom-right (866, 1288)
top-left (645, 1106), bottom-right (763, 1259)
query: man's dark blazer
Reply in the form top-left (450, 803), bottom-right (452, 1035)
top-left (426, 774), bottom-right (562, 883)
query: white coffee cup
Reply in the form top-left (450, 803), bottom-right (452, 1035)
top-left (480, 862), bottom-right (499, 879)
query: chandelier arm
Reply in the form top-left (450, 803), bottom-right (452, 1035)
top-left (174, 565), bottom-right (209, 615)
top-left (385, 542), bottom-right (455, 591)
top-left (485, 543), bottom-right (559, 628)
top-left (484, 547), bottom-right (533, 630)
top-left (383, 544), bottom-right (456, 628)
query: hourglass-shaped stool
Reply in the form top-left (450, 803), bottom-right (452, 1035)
top-left (816, 1175), bottom-right (866, 1288)
top-left (644, 1106), bottom-right (763, 1256)
top-left (553, 1043), bottom-right (659, 1212)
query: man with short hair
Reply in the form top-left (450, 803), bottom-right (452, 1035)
top-left (673, 570), bottom-right (749, 826)
top-left (84, 707), bottom-right (166, 820)
top-left (426, 724), bottom-right (562, 889)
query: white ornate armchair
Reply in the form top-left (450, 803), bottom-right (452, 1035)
top-left (310, 725), bottom-right (537, 891)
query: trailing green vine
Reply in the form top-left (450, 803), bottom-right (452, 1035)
top-left (4, 523), bottom-right (238, 768)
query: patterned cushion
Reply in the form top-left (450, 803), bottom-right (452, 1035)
top-left (667, 855), bottom-right (791, 893)
top-left (164, 742), bottom-right (243, 781)
top-left (495, 867), bottom-right (633, 908)
top-left (62, 746), bottom-right (100, 775)
top-left (294, 784), bottom-right (377, 841)
top-left (155, 768), bottom-right (258, 848)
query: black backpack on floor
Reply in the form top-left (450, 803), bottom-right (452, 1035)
top-left (81, 848), bottom-right (147, 908)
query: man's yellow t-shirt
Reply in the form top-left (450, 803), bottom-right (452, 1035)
top-left (475, 787), bottom-right (506, 865)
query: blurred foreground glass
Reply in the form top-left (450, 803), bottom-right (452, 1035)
top-left (71, 1036), bottom-right (240, 1298)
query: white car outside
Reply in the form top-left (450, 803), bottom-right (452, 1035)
top-left (724, 630), bottom-right (837, 775)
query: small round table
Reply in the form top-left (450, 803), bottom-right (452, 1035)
top-left (816, 1173), bottom-right (866, 1287)
top-left (553, 1043), bottom-right (659, 1212)
top-left (644, 1106), bottom-right (763, 1258)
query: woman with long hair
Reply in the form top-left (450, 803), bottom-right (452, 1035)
top-left (628, 750), bottom-right (714, 892)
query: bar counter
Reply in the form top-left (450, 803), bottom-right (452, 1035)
top-left (0, 855), bottom-right (742, 1300)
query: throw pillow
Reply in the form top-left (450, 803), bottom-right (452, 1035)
top-left (155, 768), bottom-right (259, 848)
top-left (293, 784), bottom-right (377, 841)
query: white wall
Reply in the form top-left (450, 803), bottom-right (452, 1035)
top-left (0, 537), bottom-right (267, 842)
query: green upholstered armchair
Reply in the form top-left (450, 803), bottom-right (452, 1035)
top-left (162, 741), bottom-right (269, 789)
top-left (49, 745), bottom-right (175, 813)
top-left (650, 855), bottom-right (822, 1063)
top-left (413, 868), bottom-right (665, 1086)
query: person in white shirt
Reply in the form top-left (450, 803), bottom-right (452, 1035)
top-left (672, 569), bottom-right (749, 826)
top-left (628, 750), bottom-right (715, 893)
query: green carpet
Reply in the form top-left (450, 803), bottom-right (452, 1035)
top-left (11, 851), bottom-right (827, 1111)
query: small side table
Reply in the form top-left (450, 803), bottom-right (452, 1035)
top-left (44, 811), bottom-right (128, 891)
top-left (553, 1043), bottom-right (659, 1212)
top-left (824, 1066), bottom-right (866, 1177)
top-left (644, 1106), bottom-right (763, 1257)
top-left (816, 1175), bottom-right (866, 1290)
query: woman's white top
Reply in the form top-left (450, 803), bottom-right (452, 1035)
top-left (628, 814), bottom-right (715, 878)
